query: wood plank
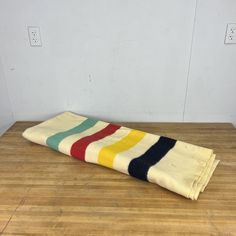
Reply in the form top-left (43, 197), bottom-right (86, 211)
top-left (0, 122), bottom-right (235, 235)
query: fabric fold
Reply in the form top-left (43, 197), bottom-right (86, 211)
top-left (22, 111), bottom-right (219, 200)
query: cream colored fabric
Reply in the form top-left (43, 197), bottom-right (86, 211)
top-left (23, 112), bottom-right (219, 200)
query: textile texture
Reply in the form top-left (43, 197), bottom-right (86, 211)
top-left (22, 112), bottom-right (219, 200)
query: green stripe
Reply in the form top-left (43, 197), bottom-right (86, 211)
top-left (46, 118), bottom-right (98, 151)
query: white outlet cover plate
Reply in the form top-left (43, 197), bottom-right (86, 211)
top-left (225, 23), bottom-right (236, 44)
top-left (28, 26), bottom-right (42, 47)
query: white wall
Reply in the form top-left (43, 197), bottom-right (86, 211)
top-left (0, 58), bottom-right (14, 135)
top-left (184, 0), bottom-right (236, 125)
top-left (0, 0), bottom-right (235, 126)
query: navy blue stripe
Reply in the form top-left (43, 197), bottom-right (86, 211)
top-left (128, 136), bottom-right (177, 181)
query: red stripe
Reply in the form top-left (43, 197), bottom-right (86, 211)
top-left (70, 123), bottom-right (121, 161)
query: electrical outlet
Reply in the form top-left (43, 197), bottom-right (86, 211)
top-left (28, 26), bottom-right (42, 47)
top-left (225, 23), bottom-right (236, 44)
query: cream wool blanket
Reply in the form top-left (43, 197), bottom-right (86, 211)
top-left (22, 112), bottom-right (219, 200)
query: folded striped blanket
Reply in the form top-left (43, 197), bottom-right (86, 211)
top-left (22, 112), bottom-right (219, 200)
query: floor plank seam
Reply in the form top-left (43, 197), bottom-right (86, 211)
top-left (0, 187), bottom-right (31, 235)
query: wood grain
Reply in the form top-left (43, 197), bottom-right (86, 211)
top-left (0, 122), bottom-right (235, 235)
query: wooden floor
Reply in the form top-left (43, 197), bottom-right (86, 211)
top-left (0, 122), bottom-right (236, 235)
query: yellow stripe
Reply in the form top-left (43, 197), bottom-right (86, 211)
top-left (98, 130), bottom-right (146, 168)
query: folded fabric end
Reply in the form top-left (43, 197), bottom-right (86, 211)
top-left (200, 159), bottom-right (220, 193)
top-left (189, 156), bottom-right (219, 200)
